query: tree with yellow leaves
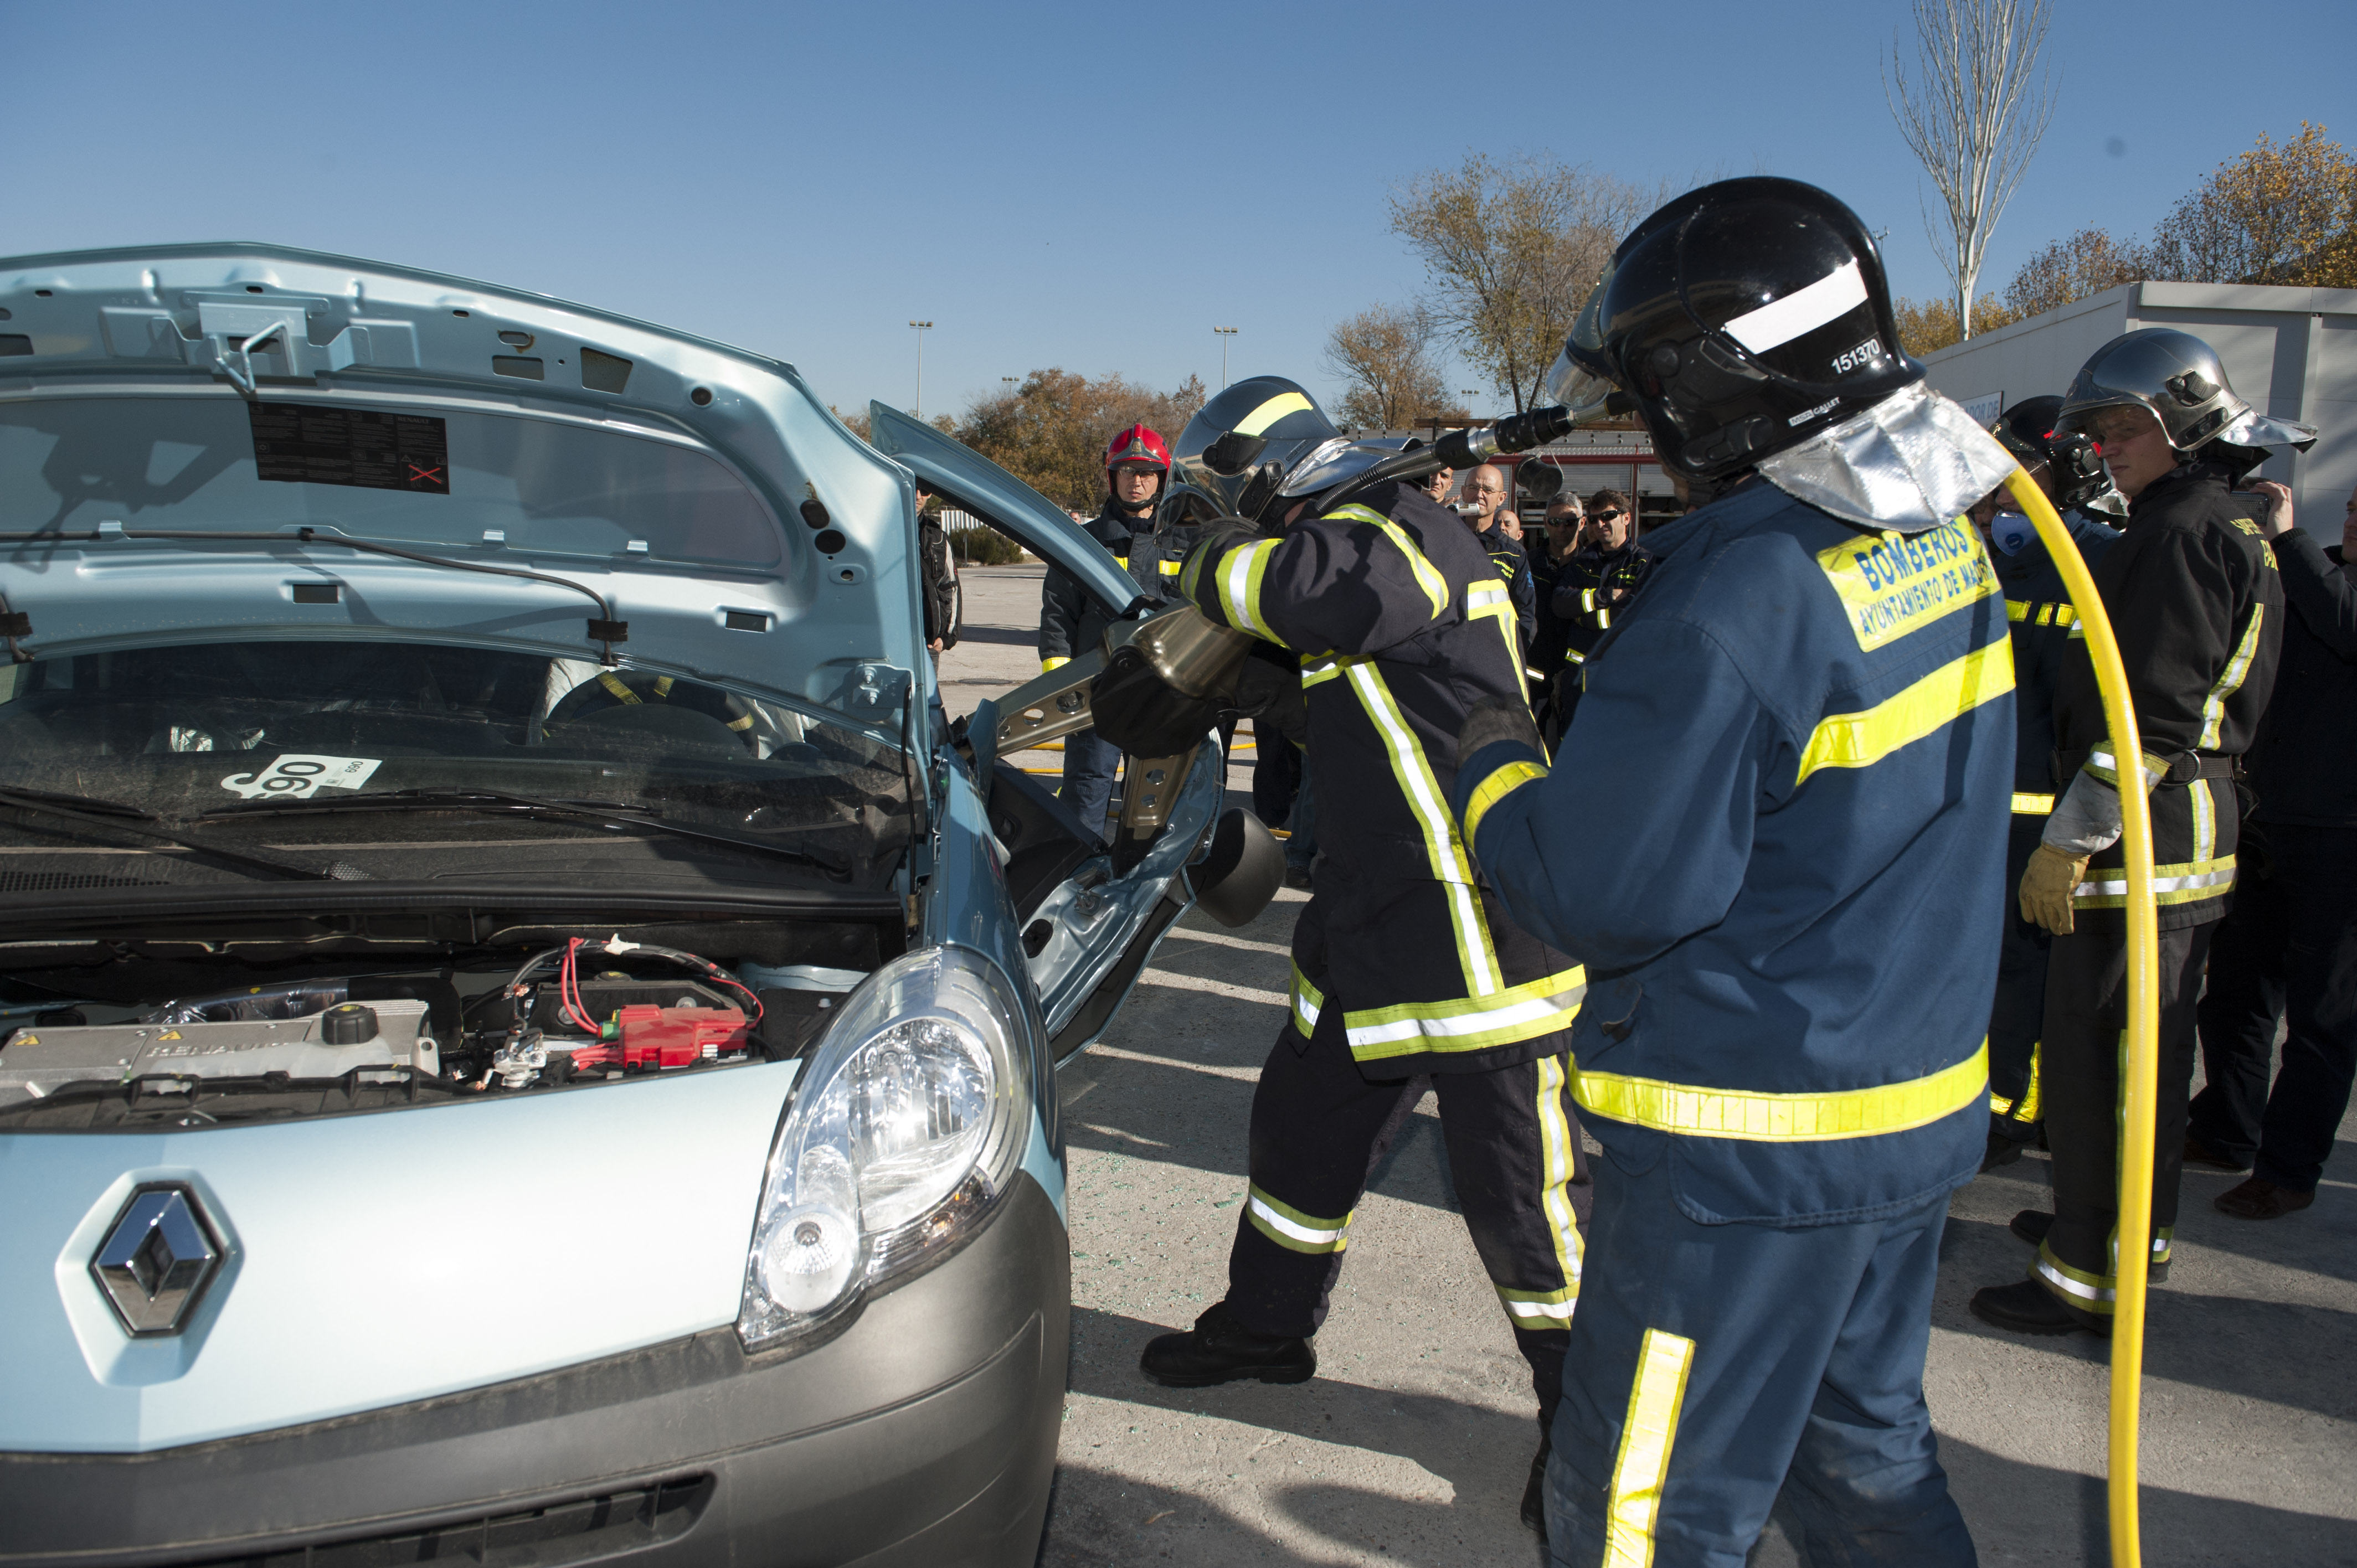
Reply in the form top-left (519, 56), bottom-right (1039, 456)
top-left (2145, 121), bottom-right (2357, 288)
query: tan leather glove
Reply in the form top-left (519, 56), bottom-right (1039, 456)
top-left (2020, 845), bottom-right (2091, 936)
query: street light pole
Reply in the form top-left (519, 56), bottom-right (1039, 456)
top-left (908, 321), bottom-right (933, 420)
top-left (1213, 326), bottom-right (1237, 389)
top-left (1461, 390), bottom-right (1480, 426)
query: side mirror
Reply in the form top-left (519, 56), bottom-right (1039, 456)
top-left (1202, 431), bottom-right (1269, 477)
top-left (1515, 457), bottom-right (1564, 506)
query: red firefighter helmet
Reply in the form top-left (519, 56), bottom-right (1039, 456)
top-left (1104, 424), bottom-right (1172, 474)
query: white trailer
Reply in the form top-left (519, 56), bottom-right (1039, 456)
top-left (1921, 281), bottom-right (2357, 527)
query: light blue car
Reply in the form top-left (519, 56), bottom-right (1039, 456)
top-left (0, 245), bottom-right (1268, 1567)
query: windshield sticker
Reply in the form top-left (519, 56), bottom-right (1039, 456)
top-left (220, 754), bottom-right (383, 801)
top-left (249, 402), bottom-right (450, 494)
top-left (1815, 518), bottom-right (1996, 651)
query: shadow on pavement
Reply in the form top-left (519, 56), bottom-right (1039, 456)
top-left (1068, 1304), bottom-right (1545, 1506)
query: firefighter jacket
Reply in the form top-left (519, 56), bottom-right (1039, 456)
top-left (2045, 462), bottom-right (2283, 930)
top-left (1527, 546), bottom-right (1575, 679)
top-left (2243, 535), bottom-right (2357, 828)
top-left (1180, 481), bottom-right (1583, 1079)
top-left (1038, 501), bottom-right (1195, 668)
top-left (1986, 509), bottom-right (2118, 817)
top-left (1453, 478), bottom-right (2010, 1224)
top-left (1474, 525), bottom-right (1537, 648)
top-left (1551, 540), bottom-right (1656, 667)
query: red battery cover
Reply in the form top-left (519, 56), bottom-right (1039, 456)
top-left (606, 1004), bottom-right (750, 1068)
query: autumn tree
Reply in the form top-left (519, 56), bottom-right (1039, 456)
top-left (950, 369), bottom-right (1207, 514)
top-left (1893, 292), bottom-right (2020, 357)
top-left (2144, 121), bottom-right (2357, 288)
top-left (1389, 154), bottom-right (1656, 412)
top-left (1322, 303), bottom-right (1445, 431)
top-left (2001, 226), bottom-right (2148, 317)
top-left (1883, 0), bottom-right (2057, 340)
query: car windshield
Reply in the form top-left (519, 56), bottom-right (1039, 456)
top-left (0, 640), bottom-right (910, 889)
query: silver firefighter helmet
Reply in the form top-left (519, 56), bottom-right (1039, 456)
top-left (1173, 376), bottom-right (1344, 524)
top-left (2056, 328), bottom-right (2318, 455)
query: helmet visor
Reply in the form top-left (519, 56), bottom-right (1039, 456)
top-left (1278, 437), bottom-right (1404, 498)
top-left (1541, 283), bottom-right (1620, 426)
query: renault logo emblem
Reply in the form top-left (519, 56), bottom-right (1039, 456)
top-left (90, 1184), bottom-right (223, 1337)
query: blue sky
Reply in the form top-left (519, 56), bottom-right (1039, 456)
top-left (6, 1), bottom-right (2350, 425)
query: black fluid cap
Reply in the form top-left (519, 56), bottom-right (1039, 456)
top-left (320, 1003), bottom-right (379, 1045)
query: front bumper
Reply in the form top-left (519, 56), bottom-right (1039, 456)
top-left (0, 1175), bottom-right (1068, 1568)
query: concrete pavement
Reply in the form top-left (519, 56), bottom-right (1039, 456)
top-left (943, 564), bottom-right (2357, 1567)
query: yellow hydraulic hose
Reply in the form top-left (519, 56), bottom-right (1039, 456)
top-left (2001, 468), bottom-right (2160, 1568)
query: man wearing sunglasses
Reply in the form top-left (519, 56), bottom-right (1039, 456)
top-left (1550, 489), bottom-right (1654, 734)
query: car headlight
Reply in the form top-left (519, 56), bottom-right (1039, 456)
top-left (737, 946), bottom-right (1033, 1351)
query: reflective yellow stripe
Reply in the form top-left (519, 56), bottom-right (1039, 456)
top-left (1041, 656), bottom-right (1071, 673)
top-left (1464, 759), bottom-right (1548, 843)
top-left (2019, 1041), bottom-right (2041, 1122)
top-left (1497, 1282), bottom-right (1579, 1324)
top-left (1331, 503), bottom-right (1449, 619)
top-left (2073, 854), bottom-right (2235, 907)
top-left (2054, 604), bottom-right (2077, 627)
top-left (1233, 391), bottom-right (1313, 436)
top-left (2035, 1239), bottom-right (2114, 1313)
top-left (1244, 1182), bottom-right (1351, 1255)
top-left (2037, 603), bottom-right (2056, 626)
top-left (652, 675), bottom-right (673, 699)
top-left (1466, 581), bottom-right (1527, 699)
top-left (1535, 1053), bottom-right (1583, 1309)
top-left (1299, 652), bottom-right (1363, 689)
top-left (1794, 640), bottom-right (2015, 785)
top-left (1344, 662), bottom-right (1498, 993)
top-left (2005, 599), bottom-right (2031, 622)
top-left (1603, 1328), bottom-right (1695, 1567)
top-left (2199, 603), bottom-right (2264, 750)
top-left (1343, 966), bottom-right (1586, 1060)
top-left (1217, 538), bottom-right (1288, 644)
top-left (1289, 962), bottom-right (1323, 1038)
top-left (2083, 747), bottom-right (2167, 792)
top-left (2011, 792), bottom-right (2055, 814)
top-left (2191, 775), bottom-right (2216, 864)
top-left (1157, 559), bottom-right (1183, 577)
top-left (1573, 1043), bottom-right (1987, 1142)
top-left (598, 670), bottom-right (641, 704)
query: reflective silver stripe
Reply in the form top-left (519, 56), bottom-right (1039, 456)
top-left (2199, 604), bottom-right (2265, 749)
top-left (2075, 866), bottom-right (2236, 897)
top-left (1345, 992), bottom-right (1570, 1048)
top-left (1248, 1195), bottom-right (1344, 1247)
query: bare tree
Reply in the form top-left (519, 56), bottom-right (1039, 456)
top-left (1884, 0), bottom-right (2057, 341)
top-left (1322, 304), bottom-right (1445, 431)
top-left (1389, 154), bottom-right (1655, 412)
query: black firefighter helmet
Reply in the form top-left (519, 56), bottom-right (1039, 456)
top-left (1990, 394), bottom-right (2124, 519)
top-left (1173, 376), bottom-right (1345, 525)
top-left (1542, 177), bottom-right (1921, 481)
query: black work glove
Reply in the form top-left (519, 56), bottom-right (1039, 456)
top-left (1456, 694), bottom-right (1543, 773)
top-left (1232, 642), bottom-right (1306, 746)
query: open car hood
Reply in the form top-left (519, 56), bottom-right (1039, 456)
top-left (0, 245), bottom-right (964, 726)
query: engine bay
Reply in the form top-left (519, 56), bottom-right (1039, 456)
top-left (0, 910), bottom-right (893, 1129)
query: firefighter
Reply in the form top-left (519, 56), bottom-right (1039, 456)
top-left (1970, 398), bottom-right (2125, 1168)
top-left (1461, 461), bottom-right (1539, 649)
top-left (1454, 178), bottom-right (2015, 1563)
top-left (1038, 425), bottom-right (1184, 833)
top-left (1129, 376), bottom-right (1590, 1539)
top-left (1971, 329), bottom-right (2310, 1335)
top-left (1548, 488), bottom-right (1654, 735)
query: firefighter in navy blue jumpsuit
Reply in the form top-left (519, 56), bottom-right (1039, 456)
top-left (1972, 398), bottom-right (2121, 1167)
top-left (1454, 179), bottom-right (2013, 1565)
top-left (1132, 377), bottom-right (1590, 1536)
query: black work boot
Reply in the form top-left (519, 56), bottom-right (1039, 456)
top-left (1521, 1437), bottom-right (1551, 1539)
top-left (1139, 1301), bottom-right (1315, 1388)
top-left (1969, 1277), bottom-right (2108, 1337)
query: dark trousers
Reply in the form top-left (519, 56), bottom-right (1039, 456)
top-left (2035, 919), bottom-right (2214, 1319)
top-left (1251, 731), bottom-right (1301, 827)
top-left (2190, 823), bottom-right (2357, 1192)
top-left (1059, 726), bottom-right (1121, 839)
top-left (1545, 1157), bottom-right (1973, 1567)
top-left (1986, 816), bottom-right (2054, 1138)
top-left (1282, 751), bottom-right (1318, 872)
top-left (1227, 1021), bottom-right (1589, 1435)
